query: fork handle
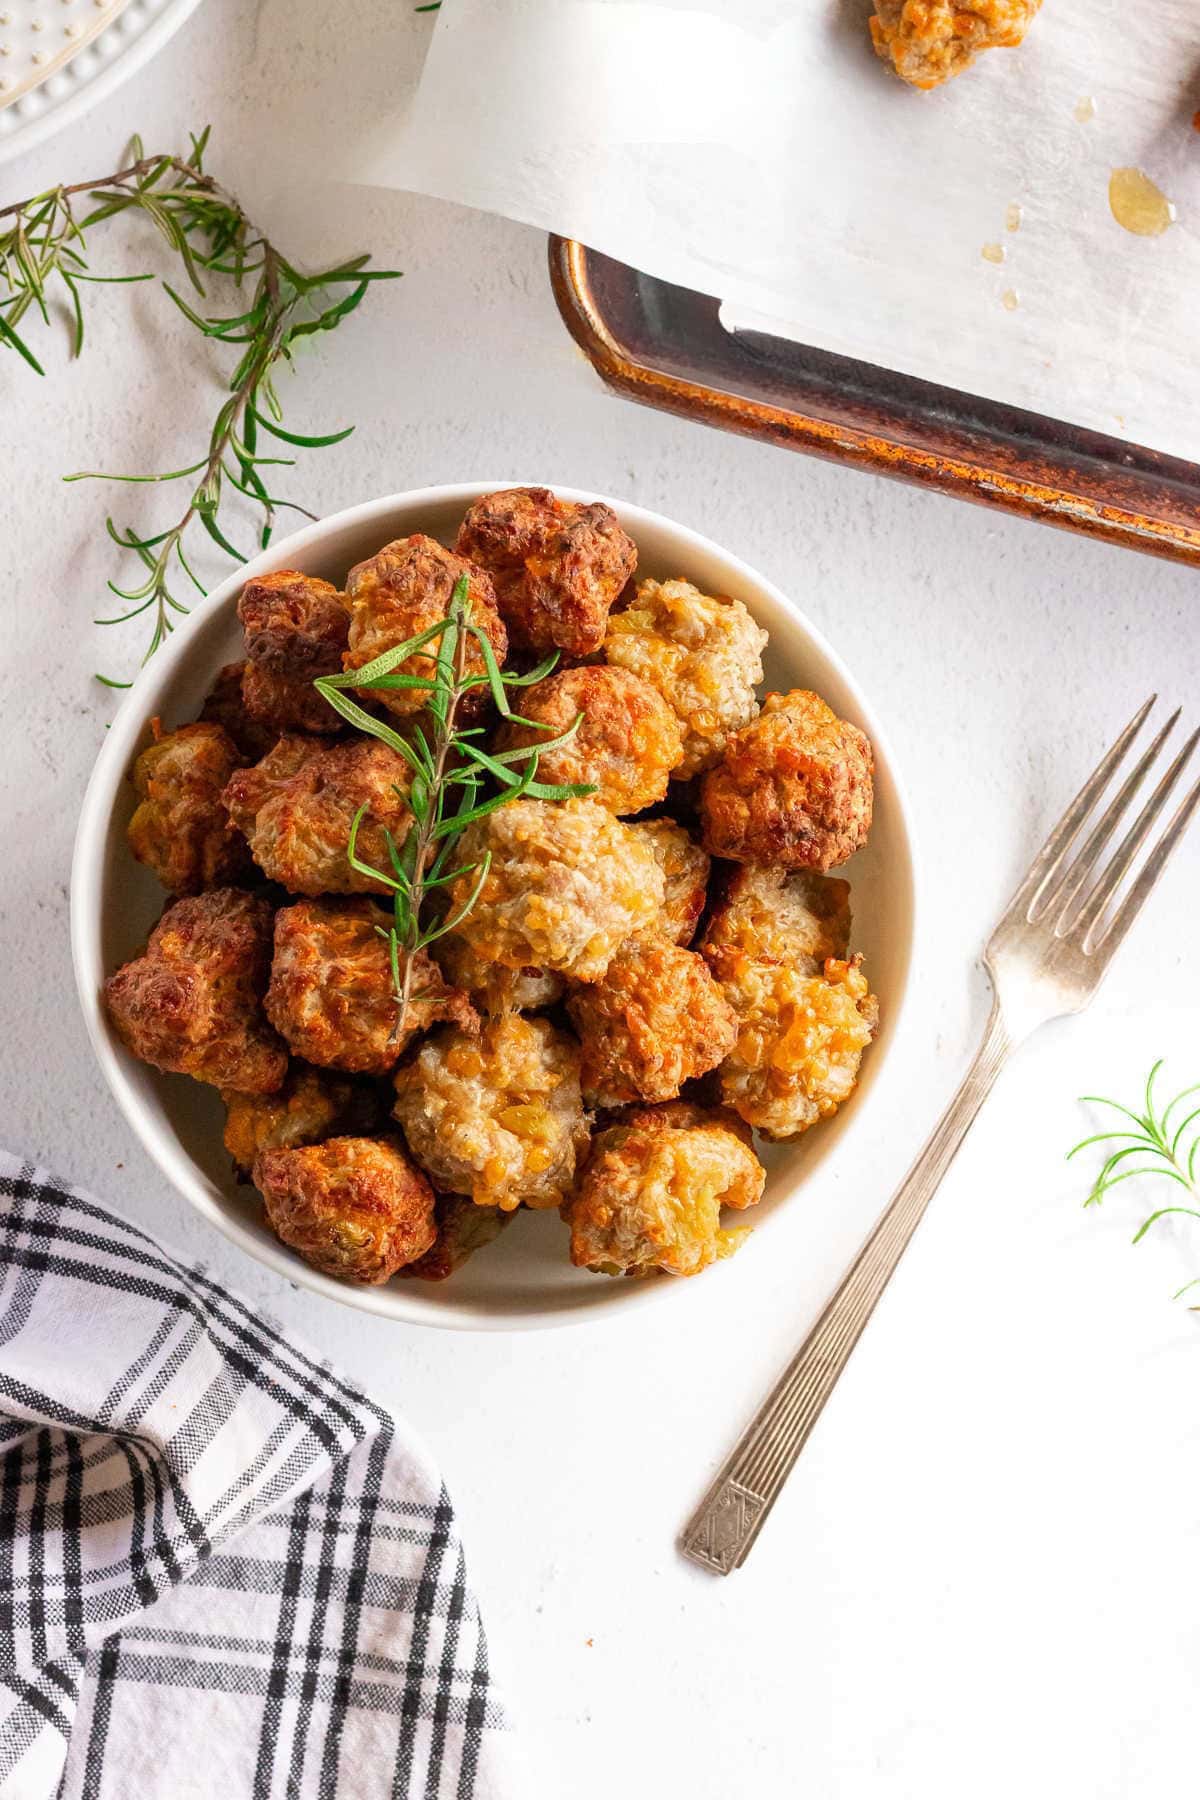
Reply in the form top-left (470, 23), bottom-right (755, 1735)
top-left (680, 1002), bottom-right (1014, 1575)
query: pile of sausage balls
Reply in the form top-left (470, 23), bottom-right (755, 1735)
top-left (104, 488), bottom-right (878, 1289)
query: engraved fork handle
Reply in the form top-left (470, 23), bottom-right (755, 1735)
top-left (680, 1002), bottom-right (1015, 1575)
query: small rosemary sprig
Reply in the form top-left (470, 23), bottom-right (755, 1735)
top-left (1069, 1060), bottom-right (1200, 1298)
top-left (0, 126), bottom-right (397, 684)
top-left (314, 576), bottom-right (593, 1035)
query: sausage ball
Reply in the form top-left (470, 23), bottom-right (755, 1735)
top-left (567, 939), bottom-right (737, 1108)
top-left (223, 735), bottom-right (412, 896)
top-left (627, 819), bottom-right (710, 946)
top-left (400, 1194), bottom-right (513, 1282)
top-left (103, 889), bottom-right (287, 1094)
top-left (493, 665), bottom-right (683, 815)
top-left (456, 486), bottom-right (636, 656)
top-left (870, 0), bottom-right (1040, 88)
top-left (433, 932), bottom-right (565, 1017)
top-left (445, 798), bottom-right (664, 984)
top-left (699, 863), bottom-right (852, 984)
top-left (265, 898), bottom-right (474, 1074)
top-left (223, 1063), bottom-right (382, 1178)
top-left (199, 662), bottom-right (276, 761)
top-left (241, 661), bottom-right (341, 737)
top-left (699, 690), bottom-right (874, 871)
top-left (563, 1101), bottom-right (765, 1277)
top-left (392, 1014), bottom-right (590, 1211)
top-left (342, 534), bottom-right (506, 719)
top-left (253, 1136), bottom-right (436, 1284)
top-left (238, 569), bottom-right (349, 679)
top-left (603, 578), bottom-right (767, 778)
top-left (127, 721), bottom-right (249, 895)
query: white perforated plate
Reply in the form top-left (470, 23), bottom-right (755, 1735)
top-left (0, 0), bottom-right (203, 165)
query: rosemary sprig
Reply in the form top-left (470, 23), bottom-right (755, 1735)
top-left (0, 126), bottom-right (397, 684)
top-left (314, 576), bottom-right (593, 1035)
top-left (1069, 1060), bottom-right (1200, 1298)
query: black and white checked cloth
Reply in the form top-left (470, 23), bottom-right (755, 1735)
top-left (0, 1153), bottom-right (522, 1800)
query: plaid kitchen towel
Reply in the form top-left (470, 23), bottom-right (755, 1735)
top-left (0, 1153), bottom-right (522, 1800)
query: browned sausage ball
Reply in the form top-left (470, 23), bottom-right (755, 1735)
top-left (342, 534), bottom-right (506, 719)
top-left (241, 661), bottom-right (341, 737)
top-left (456, 486), bottom-right (637, 656)
top-left (127, 721), bottom-right (249, 895)
top-left (103, 888), bottom-right (287, 1094)
top-left (871, 0), bottom-right (1040, 89)
top-left (627, 819), bottom-right (710, 946)
top-left (699, 690), bottom-right (874, 871)
top-left (399, 1194), bottom-right (513, 1282)
top-left (223, 735), bottom-right (412, 896)
top-left (493, 665), bottom-right (683, 815)
top-left (567, 939), bottom-right (737, 1108)
top-left (444, 798), bottom-right (664, 984)
top-left (265, 897), bottom-right (475, 1075)
top-left (253, 1136), bottom-right (437, 1284)
top-left (238, 569), bottom-right (349, 678)
top-left (222, 1064), bottom-right (383, 1178)
top-left (699, 863), bottom-right (852, 984)
top-left (393, 1013), bottom-right (590, 1211)
top-left (199, 662), bottom-right (276, 761)
top-left (563, 1101), bottom-right (765, 1277)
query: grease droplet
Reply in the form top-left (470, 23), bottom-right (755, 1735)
top-left (1109, 167), bottom-right (1176, 238)
top-left (1001, 288), bottom-right (1019, 312)
top-left (981, 242), bottom-right (1006, 265)
top-left (1006, 203), bottom-right (1023, 233)
top-left (1074, 95), bottom-right (1097, 123)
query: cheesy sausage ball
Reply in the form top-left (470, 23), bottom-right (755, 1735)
top-left (266, 897), bottom-right (474, 1074)
top-left (104, 888), bottom-right (287, 1094)
top-left (627, 819), bottom-right (710, 946)
top-left (342, 534), bottom-right (506, 719)
top-left (700, 690), bottom-right (874, 871)
top-left (199, 662), bottom-right (276, 761)
top-left (127, 721), bottom-right (249, 895)
top-left (493, 665), bottom-right (682, 815)
top-left (238, 569), bottom-right (349, 679)
top-left (223, 735), bottom-right (412, 896)
top-left (223, 1063), bottom-right (382, 1178)
top-left (700, 867), bottom-right (877, 1140)
top-left (400, 1194), bottom-right (513, 1282)
top-left (604, 578), bottom-right (767, 779)
top-left (392, 1014), bottom-right (590, 1211)
top-left (563, 1101), bottom-right (764, 1278)
top-left (253, 1136), bottom-right (436, 1284)
top-left (567, 940), bottom-right (737, 1108)
top-left (870, 0), bottom-right (1040, 89)
top-left (433, 932), bottom-right (565, 1018)
top-left (456, 486), bottom-right (636, 656)
top-left (445, 798), bottom-right (664, 983)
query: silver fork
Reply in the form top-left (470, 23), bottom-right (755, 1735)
top-left (681, 697), bottom-right (1200, 1576)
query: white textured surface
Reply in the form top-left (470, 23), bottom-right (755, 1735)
top-left (3, 4), bottom-right (1200, 1794)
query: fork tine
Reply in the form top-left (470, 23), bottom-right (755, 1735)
top-left (1066, 725), bottom-right (1200, 943)
top-left (1083, 768), bottom-right (1200, 965)
top-left (1035, 707), bottom-right (1180, 924)
top-left (1012, 695), bottom-right (1156, 922)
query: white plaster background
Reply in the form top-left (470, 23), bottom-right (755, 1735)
top-left (2, 5), bottom-right (1200, 1795)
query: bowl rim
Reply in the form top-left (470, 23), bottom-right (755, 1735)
top-left (71, 480), bottom-right (921, 1332)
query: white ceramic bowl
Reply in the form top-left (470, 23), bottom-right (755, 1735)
top-left (72, 483), bottom-right (917, 1331)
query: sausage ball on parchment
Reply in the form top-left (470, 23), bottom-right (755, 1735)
top-left (103, 888), bottom-right (287, 1094)
top-left (222, 1063), bottom-right (383, 1179)
top-left (563, 1101), bottom-right (765, 1278)
top-left (603, 578), bottom-right (767, 779)
top-left (393, 1013), bottom-right (590, 1212)
top-left (127, 721), bottom-right (249, 895)
top-left (700, 867), bottom-right (877, 1141)
top-left (432, 932), bottom-right (565, 1018)
top-left (700, 690), bottom-right (874, 871)
top-left (199, 662), bottom-right (276, 762)
top-left (456, 486), bottom-right (636, 656)
top-left (266, 897), bottom-right (474, 1075)
top-left (627, 819), bottom-right (710, 947)
top-left (445, 798), bottom-right (664, 984)
top-left (493, 664), bottom-right (683, 815)
top-left (342, 534), bottom-right (506, 719)
top-left (399, 1194), bottom-right (513, 1282)
top-left (223, 735), bottom-right (412, 896)
top-left (253, 1135), bottom-right (436, 1285)
top-left (870, 0), bottom-right (1040, 89)
top-left (567, 939), bottom-right (737, 1108)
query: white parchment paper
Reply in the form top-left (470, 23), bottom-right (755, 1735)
top-left (283, 0), bottom-right (1200, 462)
